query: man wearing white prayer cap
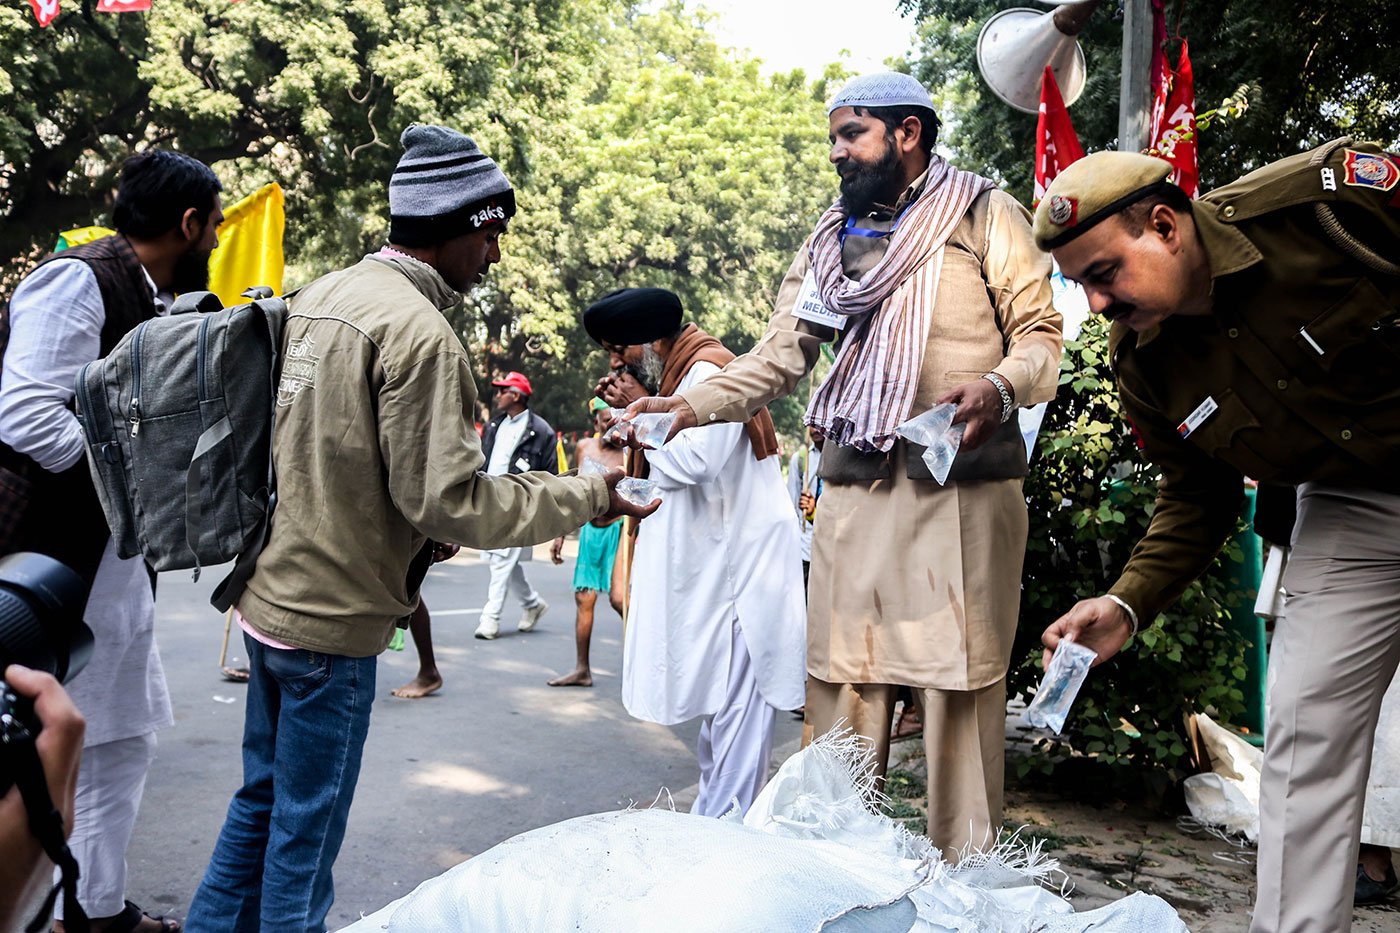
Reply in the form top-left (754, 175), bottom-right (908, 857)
top-left (626, 72), bottom-right (1062, 859)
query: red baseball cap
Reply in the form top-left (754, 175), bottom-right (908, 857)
top-left (491, 371), bottom-right (533, 396)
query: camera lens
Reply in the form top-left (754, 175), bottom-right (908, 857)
top-left (0, 552), bottom-right (94, 684)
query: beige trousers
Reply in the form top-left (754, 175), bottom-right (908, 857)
top-left (804, 675), bottom-right (1007, 862)
top-left (1253, 483), bottom-right (1400, 933)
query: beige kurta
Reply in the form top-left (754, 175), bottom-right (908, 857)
top-left (681, 177), bottom-right (1060, 691)
top-left (808, 446), bottom-right (1029, 690)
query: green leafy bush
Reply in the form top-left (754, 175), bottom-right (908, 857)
top-left (1014, 315), bottom-right (1250, 783)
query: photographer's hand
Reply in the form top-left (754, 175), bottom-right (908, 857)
top-left (0, 665), bottom-right (84, 929)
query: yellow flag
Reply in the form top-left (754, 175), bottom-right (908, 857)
top-left (556, 433), bottom-right (568, 473)
top-left (208, 182), bottom-right (285, 305)
top-left (55, 226), bottom-right (115, 251)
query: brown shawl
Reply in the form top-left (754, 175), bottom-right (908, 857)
top-left (628, 324), bottom-right (780, 478)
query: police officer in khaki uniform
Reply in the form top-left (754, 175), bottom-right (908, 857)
top-left (1034, 139), bottom-right (1400, 932)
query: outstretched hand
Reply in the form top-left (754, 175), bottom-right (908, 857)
top-left (598, 467), bottom-right (662, 523)
top-left (609, 395), bottom-right (698, 449)
top-left (1041, 596), bottom-right (1134, 670)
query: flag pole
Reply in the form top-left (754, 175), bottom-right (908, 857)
top-left (620, 446), bottom-right (634, 637)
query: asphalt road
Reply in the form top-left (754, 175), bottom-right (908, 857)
top-left (123, 547), bottom-right (801, 929)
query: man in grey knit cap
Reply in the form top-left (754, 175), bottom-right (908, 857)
top-left (186, 126), bottom-right (657, 933)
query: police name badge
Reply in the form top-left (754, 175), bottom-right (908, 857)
top-left (792, 270), bottom-right (846, 330)
top-left (1177, 396), bottom-right (1218, 439)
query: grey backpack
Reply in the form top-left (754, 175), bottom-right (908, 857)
top-left (75, 287), bottom-right (284, 609)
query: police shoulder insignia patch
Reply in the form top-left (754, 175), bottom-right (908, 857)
top-left (1342, 149), bottom-right (1400, 191)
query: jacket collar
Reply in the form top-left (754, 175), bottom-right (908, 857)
top-left (1192, 201), bottom-right (1263, 280)
top-left (1130, 202), bottom-right (1263, 348)
top-left (367, 249), bottom-right (461, 312)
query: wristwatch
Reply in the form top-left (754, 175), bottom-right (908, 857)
top-left (981, 372), bottom-right (1015, 423)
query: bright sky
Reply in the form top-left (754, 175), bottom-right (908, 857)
top-left (694, 0), bottom-right (920, 76)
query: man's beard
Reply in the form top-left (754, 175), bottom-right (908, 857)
top-left (625, 345), bottom-right (667, 395)
top-left (172, 249), bottom-right (213, 294)
top-left (838, 138), bottom-right (902, 217)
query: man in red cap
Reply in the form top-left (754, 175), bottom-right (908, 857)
top-left (475, 370), bottom-right (560, 639)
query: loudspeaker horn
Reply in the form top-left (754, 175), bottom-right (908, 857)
top-left (975, 1), bottom-right (1098, 114)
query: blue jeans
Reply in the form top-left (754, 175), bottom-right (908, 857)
top-left (186, 634), bottom-right (376, 932)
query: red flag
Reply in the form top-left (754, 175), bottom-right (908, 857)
top-left (1033, 68), bottom-right (1085, 207)
top-left (29, 0), bottom-right (60, 27)
top-left (97, 0), bottom-right (152, 10)
top-left (1148, 40), bottom-right (1199, 198)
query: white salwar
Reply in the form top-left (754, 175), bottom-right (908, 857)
top-left (623, 361), bottom-right (806, 815)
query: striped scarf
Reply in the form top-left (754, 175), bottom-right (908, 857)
top-left (804, 157), bottom-right (995, 452)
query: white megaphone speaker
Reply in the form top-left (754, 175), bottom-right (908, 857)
top-left (975, 0), bottom-right (1098, 114)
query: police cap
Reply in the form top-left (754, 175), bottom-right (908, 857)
top-left (1033, 151), bottom-right (1179, 251)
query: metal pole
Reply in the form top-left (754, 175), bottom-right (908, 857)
top-left (1118, 0), bottom-right (1154, 152)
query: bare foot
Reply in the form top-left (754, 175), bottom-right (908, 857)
top-left (391, 672), bottom-right (444, 698)
top-left (547, 669), bottom-right (593, 687)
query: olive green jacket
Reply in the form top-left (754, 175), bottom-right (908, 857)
top-left (239, 253), bottom-right (608, 656)
top-left (1109, 139), bottom-right (1400, 623)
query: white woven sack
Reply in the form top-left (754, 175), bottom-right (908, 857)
top-left (352, 807), bottom-right (926, 933)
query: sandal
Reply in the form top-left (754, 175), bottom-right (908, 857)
top-left (220, 665), bottom-right (250, 683)
top-left (105, 900), bottom-right (181, 933)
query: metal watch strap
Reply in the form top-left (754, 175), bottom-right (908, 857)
top-left (981, 373), bottom-right (1014, 423)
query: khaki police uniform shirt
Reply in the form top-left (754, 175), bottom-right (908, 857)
top-left (1109, 140), bottom-right (1400, 624)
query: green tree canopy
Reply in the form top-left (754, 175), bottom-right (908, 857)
top-left (0, 0), bottom-right (617, 274)
top-left (0, 0), bottom-right (843, 436)
top-left (465, 6), bottom-right (841, 434)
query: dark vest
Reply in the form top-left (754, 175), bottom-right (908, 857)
top-left (0, 235), bottom-right (158, 585)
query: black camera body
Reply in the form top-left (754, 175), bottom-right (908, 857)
top-left (0, 552), bottom-right (93, 797)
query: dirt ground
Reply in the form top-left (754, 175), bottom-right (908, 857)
top-left (885, 739), bottom-right (1400, 931)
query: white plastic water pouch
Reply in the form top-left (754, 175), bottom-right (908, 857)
top-left (580, 457), bottom-right (610, 476)
top-left (616, 477), bottom-right (659, 507)
top-left (1023, 637), bottom-right (1098, 734)
top-left (895, 403), bottom-right (966, 485)
top-left (603, 412), bottom-right (677, 449)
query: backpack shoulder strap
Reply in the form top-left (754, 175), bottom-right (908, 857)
top-left (209, 291), bottom-right (290, 612)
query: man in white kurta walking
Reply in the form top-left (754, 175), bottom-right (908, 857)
top-left (588, 287), bottom-right (806, 816)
